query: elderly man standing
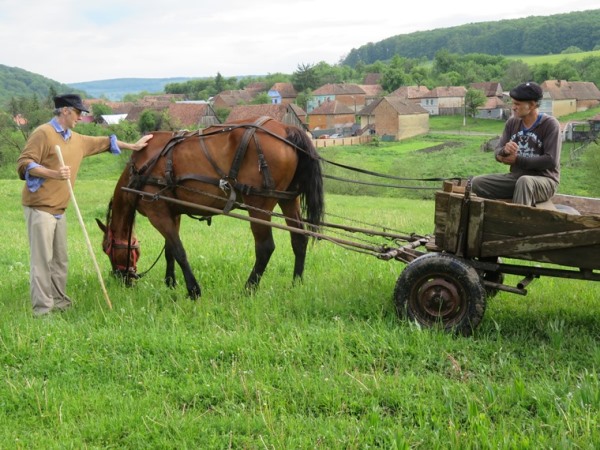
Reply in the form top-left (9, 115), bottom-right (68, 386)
top-left (17, 94), bottom-right (152, 316)
top-left (471, 81), bottom-right (561, 206)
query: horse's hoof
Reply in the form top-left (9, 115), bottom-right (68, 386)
top-left (189, 287), bottom-right (201, 300)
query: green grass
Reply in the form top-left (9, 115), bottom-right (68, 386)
top-left (2, 113), bottom-right (600, 447)
top-left (506, 49), bottom-right (600, 66)
top-left (2, 173), bottom-right (600, 448)
top-left (428, 115), bottom-right (506, 134)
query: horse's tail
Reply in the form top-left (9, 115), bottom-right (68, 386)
top-left (285, 126), bottom-right (325, 230)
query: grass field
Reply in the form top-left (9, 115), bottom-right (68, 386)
top-left (2, 139), bottom-right (600, 449)
top-left (506, 50), bottom-right (600, 66)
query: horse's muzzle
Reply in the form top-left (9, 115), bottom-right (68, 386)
top-left (112, 268), bottom-right (140, 286)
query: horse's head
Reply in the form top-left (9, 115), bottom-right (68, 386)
top-left (96, 200), bottom-right (140, 284)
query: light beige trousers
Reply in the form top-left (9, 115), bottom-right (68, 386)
top-left (471, 173), bottom-right (557, 206)
top-left (24, 207), bottom-right (72, 315)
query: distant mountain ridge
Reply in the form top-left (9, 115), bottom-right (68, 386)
top-left (68, 77), bottom-right (195, 100)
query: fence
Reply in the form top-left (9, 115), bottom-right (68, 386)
top-left (312, 135), bottom-right (373, 148)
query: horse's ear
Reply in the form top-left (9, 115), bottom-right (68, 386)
top-left (95, 218), bottom-right (107, 233)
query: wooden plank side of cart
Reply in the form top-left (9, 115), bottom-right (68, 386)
top-left (433, 189), bottom-right (600, 270)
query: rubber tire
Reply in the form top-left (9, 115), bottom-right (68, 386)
top-left (394, 252), bottom-right (486, 336)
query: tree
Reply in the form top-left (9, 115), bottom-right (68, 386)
top-left (214, 107), bottom-right (230, 123)
top-left (214, 72), bottom-right (225, 93)
top-left (291, 63), bottom-right (321, 92)
top-left (138, 109), bottom-right (162, 133)
top-left (381, 66), bottom-right (410, 92)
top-left (0, 94), bottom-right (53, 166)
top-left (437, 71), bottom-right (463, 86)
top-left (294, 90), bottom-right (313, 111)
top-left (410, 66), bottom-right (430, 86)
top-left (251, 93), bottom-right (271, 105)
top-left (576, 56), bottom-right (600, 87)
top-left (530, 63), bottom-right (553, 85)
top-left (464, 88), bottom-right (487, 118)
top-left (553, 59), bottom-right (580, 81)
top-left (0, 110), bottom-right (26, 158)
top-left (501, 60), bottom-right (532, 90)
top-left (91, 103), bottom-right (113, 123)
top-left (433, 49), bottom-right (458, 75)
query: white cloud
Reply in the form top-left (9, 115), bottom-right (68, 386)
top-left (0, 0), bottom-right (598, 83)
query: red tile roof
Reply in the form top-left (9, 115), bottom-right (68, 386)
top-left (313, 83), bottom-right (365, 96)
top-left (310, 100), bottom-right (354, 115)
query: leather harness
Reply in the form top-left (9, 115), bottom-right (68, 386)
top-left (127, 116), bottom-right (298, 214)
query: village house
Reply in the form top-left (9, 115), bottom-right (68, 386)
top-left (168, 102), bottom-right (220, 129)
top-left (82, 99), bottom-right (136, 115)
top-left (355, 98), bottom-right (381, 134)
top-left (419, 86), bottom-right (467, 116)
top-left (307, 83), bottom-right (366, 113)
top-left (362, 73), bottom-right (382, 85)
top-left (358, 84), bottom-right (384, 106)
top-left (137, 94), bottom-right (185, 106)
top-left (540, 80), bottom-right (600, 117)
top-left (389, 85), bottom-right (430, 104)
top-left (540, 80), bottom-right (576, 117)
top-left (267, 82), bottom-right (297, 105)
top-left (99, 114), bottom-right (128, 125)
top-left (125, 102), bottom-right (219, 130)
top-left (470, 82), bottom-right (507, 119)
top-left (470, 82), bottom-right (503, 98)
top-left (371, 96), bottom-right (429, 141)
top-left (243, 82), bottom-right (268, 95)
top-left (475, 96), bottom-right (507, 120)
top-left (211, 90), bottom-right (256, 109)
top-left (225, 103), bottom-right (307, 130)
top-left (307, 99), bottom-right (355, 135)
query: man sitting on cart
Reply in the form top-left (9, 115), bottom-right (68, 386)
top-left (471, 81), bottom-right (561, 206)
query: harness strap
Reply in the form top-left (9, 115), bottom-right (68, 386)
top-left (199, 137), bottom-right (227, 179)
top-left (129, 120), bottom-right (297, 216)
top-left (254, 133), bottom-right (275, 190)
top-left (229, 116), bottom-right (272, 181)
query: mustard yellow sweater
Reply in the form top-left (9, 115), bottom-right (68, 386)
top-left (17, 123), bottom-right (111, 215)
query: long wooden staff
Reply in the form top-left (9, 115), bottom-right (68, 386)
top-left (55, 145), bottom-right (112, 310)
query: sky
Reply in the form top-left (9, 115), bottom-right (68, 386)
top-left (0, 0), bottom-right (598, 84)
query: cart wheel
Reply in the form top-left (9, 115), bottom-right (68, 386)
top-left (394, 253), bottom-right (486, 336)
top-left (480, 257), bottom-right (504, 298)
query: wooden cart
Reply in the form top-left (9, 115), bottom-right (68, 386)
top-left (392, 180), bottom-right (600, 335)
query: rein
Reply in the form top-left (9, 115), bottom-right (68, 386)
top-left (196, 121), bottom-right (462, 188)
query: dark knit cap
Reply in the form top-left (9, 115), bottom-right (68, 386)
top-left (53, 94), bottom-right (89, 113)
top-left (509, 82), bottom-right (543, 101)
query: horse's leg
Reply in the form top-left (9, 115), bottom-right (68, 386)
top-left (278, 197), bottom-right (308, 282)
top-left (246, 208), bottom-right (276, 290)
top-left (164, 241), bottom-right (177, 288)
top-left (164, 216), bottom-right (181, 288)
top-left (148, 213), bottom-right (201, 299)
top-left (166, 233), bottom-right (201, 299)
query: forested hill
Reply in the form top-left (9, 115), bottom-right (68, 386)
top-left (0, 65), bottom-right (80, 106)
top-left (343, 9), bottom-right (600, 67)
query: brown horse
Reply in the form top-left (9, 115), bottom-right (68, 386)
top-left (96, 117), bottom-right (324, 299)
